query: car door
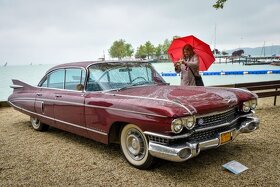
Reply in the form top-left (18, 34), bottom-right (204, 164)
top-left (34, 70), bottom-right (62, 127)
top-left (53, 68), bottom-right (87, 137)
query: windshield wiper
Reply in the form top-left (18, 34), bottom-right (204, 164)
top-left (117, 81), bottom-right (155, 91)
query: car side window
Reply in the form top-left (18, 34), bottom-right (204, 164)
top-left (40, 76), bottom-right (48, 87)
top-left (48, 69), bottom-right (65, 89)
top-left (65, 68), bottom-right (86, 91)
top-left (86, 69), bottom-right (104, 91)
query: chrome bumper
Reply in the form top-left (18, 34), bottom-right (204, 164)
top-left (147, 116), bottom-right (260, 162)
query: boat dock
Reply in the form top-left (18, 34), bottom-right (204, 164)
top-left (215, 56), bottom-right (280, 65)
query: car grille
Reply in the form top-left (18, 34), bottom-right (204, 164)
top-left (187, 122), bottom-right (237, 142)
top-left (148, 135), bottom-right (170, 145)
top-left (195, 108), bottom-right (237, 130)
top-left (147, 108), bottom-right (239, 145)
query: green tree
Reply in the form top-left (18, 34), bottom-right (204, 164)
top-left (162, 39), bottom-right (171, 55)
top-left (108, 39), bottom-right (134, 60)
top-left (125, 43), bottom-right (134, 57)
top-left (144, 41), bottom-right (155, 59)
top-left (155, 44), bottom-right (162, 59)
top-left (213, 0), bottom-right (227, 9)
top-left (135, 45), bottom-right (147, 59)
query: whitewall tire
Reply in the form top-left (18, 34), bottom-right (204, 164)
top-left (120, 124), bottom-right (154, 169)
top-left (30, 117), bottom-right (49, 131)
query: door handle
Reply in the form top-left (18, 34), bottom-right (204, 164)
top-left (41, 101), bottom-right (45, 114)
top-left (36, 93), bottom-right (42, 96)
top-left (55, 95), bottom-right (62, 98)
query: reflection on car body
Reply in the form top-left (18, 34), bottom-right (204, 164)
top-left (8, 61), bottom-right (260, 169)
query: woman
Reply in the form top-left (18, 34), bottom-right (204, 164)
top-left (174, 44), bottom-right (204, 86)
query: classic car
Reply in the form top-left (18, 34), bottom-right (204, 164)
top-left (8, 61), bottom-right (260, 169)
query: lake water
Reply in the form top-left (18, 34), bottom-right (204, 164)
top-left (0, 63), bottom-right (279, 101)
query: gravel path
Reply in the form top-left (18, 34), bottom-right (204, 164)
top-left (0, 98), bottom-right (279, 186)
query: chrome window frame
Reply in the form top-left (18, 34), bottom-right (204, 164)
top-left (38, 66), bottom-right (87, 93)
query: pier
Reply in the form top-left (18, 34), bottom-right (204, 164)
top-left (214, 56), bottom-right (280, 65)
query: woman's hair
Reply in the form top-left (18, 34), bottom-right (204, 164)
top-left (183, 44), bottom-right (194, 57)
top-left (183, 44), bottom-right (193, 51)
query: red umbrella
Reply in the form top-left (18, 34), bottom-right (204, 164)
top-left (167, 35), bottom-right (215, 71)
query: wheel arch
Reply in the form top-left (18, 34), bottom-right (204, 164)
top-left (108, 121), bottom-right (127, 144)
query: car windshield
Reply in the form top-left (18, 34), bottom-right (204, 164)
top-left (86, 62), bottom-right (166, 91)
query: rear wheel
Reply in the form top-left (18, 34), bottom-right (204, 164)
top-left (120, 124), bottom-right (154, 169)
top-left (30, 117), bottom-right (49, 131)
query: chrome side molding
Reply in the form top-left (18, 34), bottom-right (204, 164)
top-left (10, 85), bottom-right (23, 89)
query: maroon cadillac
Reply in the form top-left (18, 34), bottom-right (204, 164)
top-left (8, 61), bottom-right (260, 169)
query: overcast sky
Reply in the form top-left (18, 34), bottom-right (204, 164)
top-left (1, 0), bottom-right (279, 65)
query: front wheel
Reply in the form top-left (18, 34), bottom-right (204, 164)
top-left (120, 124), bottom-right (154, 169)
top-left (30, 117), bottom-right (49, 131)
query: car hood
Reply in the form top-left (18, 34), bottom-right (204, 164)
top-left (104, 85), bottom-right (249, 117)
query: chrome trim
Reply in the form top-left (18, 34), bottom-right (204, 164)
top-left (195, 107), bottom-right (236, 118)
top-left (45, 66), bottom-right (87, 77)
top-left (238, 116), bottom-right (260, 133)
top-left (145, 131), bottom-right (193, 140)
top-left (193, 113), bottom-right (249, 132)
top-left (148, 116), bottom-right (260, 162)
top-left (104, 93), bottom-right (195, 115)
top-left (41, 101), bottom-right (44, 114)
top-left (8, 101), bottom-right (108, 136)
top-left (144, 113), bottom-right (254, 140)
top-left (85, 61), bottom-right (149, 70)
top-left (36, 86), bottom-right (84, 93)
top-left (9, 97), bottom-right (168, 118)
top-left (10, 85), bottom-right (24, 89)
top-left (38, 66), bottom-right (87, 93)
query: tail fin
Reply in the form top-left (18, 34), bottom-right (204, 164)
top-left (10, 79), bottom-right (34, 89)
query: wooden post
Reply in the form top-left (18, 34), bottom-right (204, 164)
top-left (274, 88), bottom-right (278, 106)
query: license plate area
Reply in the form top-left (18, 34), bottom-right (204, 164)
top-left (220, 131), bottom-right (232, 144)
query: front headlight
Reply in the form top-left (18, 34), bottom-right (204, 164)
top-left (181, 116), bottom-right (196, 130)
top-left (242, 101), bottom-right (251, 112)
top-left (171, 119), bottom-right (183, 133)
top-left (250, 99), bottom-right (257, 110)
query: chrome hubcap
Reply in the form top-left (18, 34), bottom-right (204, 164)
top-left (126, 129), bottom-right (146, 161)
top-left (31, 117), bottom-right (40, 129)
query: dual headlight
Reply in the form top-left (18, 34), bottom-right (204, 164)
top-left (242, 99), bottom-right (257, 112)
top-left (171, 116), bottom-right (196, 133)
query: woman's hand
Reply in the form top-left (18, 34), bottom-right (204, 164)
top-left (174, 59), bottom-right (185, 66)
top-left (179, 59), bottom-right (186, 65)
top-left (174, 62), bottom-right (181, 67)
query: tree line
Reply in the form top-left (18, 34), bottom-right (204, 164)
top-left (108, 38), bottom-right (240, 60)
top-left (108, 39), bottom-right (172, 60)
